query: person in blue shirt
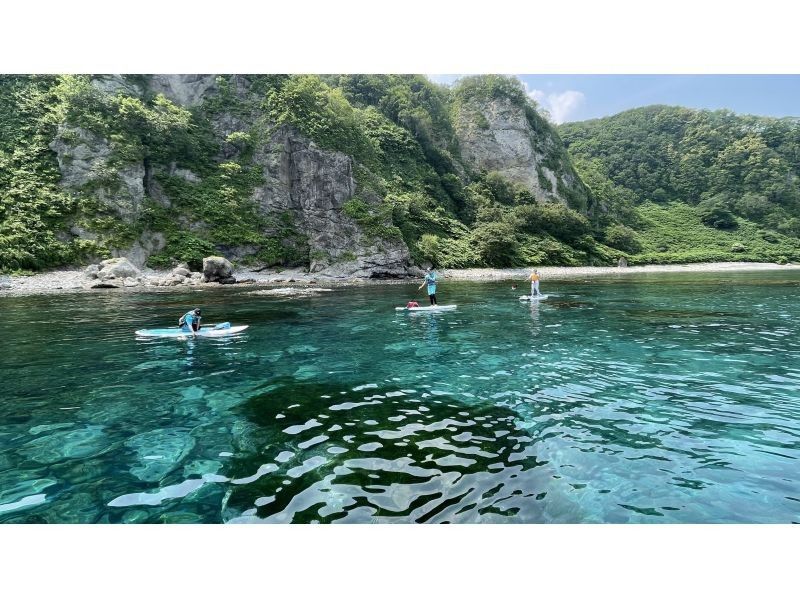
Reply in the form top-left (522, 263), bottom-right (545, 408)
top-left (180, 308), bottom-right (202, 336)
top-left (417, 267), bottom-right (438, 305)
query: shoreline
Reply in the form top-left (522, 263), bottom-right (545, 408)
top-left (2, 261), bottom-right (799, 297)
top-left (443, 261), bottom-right (800, 280)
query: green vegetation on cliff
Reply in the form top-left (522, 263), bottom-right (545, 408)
top-left (0, 76), bottom-right (82, 270)
top-left (560, 105), bottom-right (800, 263)
top-left (3, 76), bottom-right (799, 273)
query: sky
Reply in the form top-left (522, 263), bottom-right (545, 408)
top-left (427, 75), bottom-right (800, 124)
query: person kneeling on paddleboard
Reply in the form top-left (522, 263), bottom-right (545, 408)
top-left (179, 308), bottom-right (202, 336)
top-left (418, 267), bottom-right (438, 305)
top-left (406, 300), bottom-right (420, 308)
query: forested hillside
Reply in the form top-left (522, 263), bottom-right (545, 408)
top-left (560, 106), bottom-right (800, 263)
top-left (0, 74), bottom-right (606, 273)
top-left (2, 76), bottom-right (800, 274)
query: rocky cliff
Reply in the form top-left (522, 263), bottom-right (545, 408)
top-left (48, 74), bottom-right (411, 276)
top-left (450, 75), bottom-right (590, 209)
top-left (254, 126), bottom-right (410, 276)
top-left (1, 74), bottom-right (606, 273)
top-left (453, 95), bottom-right (584, 203)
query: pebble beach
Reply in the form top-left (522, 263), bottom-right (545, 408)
top-left (2, 261), bottom-right (800, 297)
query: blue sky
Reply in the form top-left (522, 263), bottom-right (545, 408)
top-left (427, 75), bottom-right (800, 124)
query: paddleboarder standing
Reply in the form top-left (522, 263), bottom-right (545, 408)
top-left (527, 269), bottom-right (541, 297)
top-left (418, 267), bottom-right (438, 306)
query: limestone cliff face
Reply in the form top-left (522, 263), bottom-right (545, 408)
top-left (453, 95), bottom-right (586, 205)
top-left (50, 75), bottom-right (410, 276)
top-left (253, 126), bottom-right (410, 277)
top-left (149, 75), bottom-right (218, 107)
top-left (47, 75), bottom-right (588, 276)
top-left (50, 125), bottom-right (145, 219)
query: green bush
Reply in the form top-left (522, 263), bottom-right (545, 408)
top-left (342, 198), bottom-right (403, 242)
top-left (265, 75), bottom-right (372, 162)
top-left (513, 202), bottom-right (591, 241)
top-left (415, 233), bottom-right (441, 266)
top-left (148, 233), bottom-right (214, 271)
top-left (481, 171), bottom-right (518, 205)
top-left (698, 199), bottom-right (737, 229)
top-left (469, 221), bottom-right (519, 267)
top-left (604, 224), bottom-right (641, 253)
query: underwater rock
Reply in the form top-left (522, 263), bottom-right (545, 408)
top-left (0, 477), bottom-right (58, 515)
top-left (293, 365), bottom-right (322, 381)
top-left (29, 422), bottom-right (74, 435)
top-left (231, 421), bottom-right (269, 454)
top-left (125, 428), bottom-right (196, 482)
top-left (39, 491), bottom-right (98, 524)
top-left (181, 386), bottom-right (206, 401)
top-left (183, 460), bottom-right (223, 478)
top-left (288, 344), bottom-right (319, 354)
top-left (20, 425), bottom-right (109, 464)
top-left (205, 390), bottom-right (248, 413)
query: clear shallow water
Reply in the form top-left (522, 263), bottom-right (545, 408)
top-left (1, 272), bottom-right (799, 523)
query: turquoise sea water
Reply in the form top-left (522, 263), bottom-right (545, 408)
top-left (1, 272), bottom-right (799, 523)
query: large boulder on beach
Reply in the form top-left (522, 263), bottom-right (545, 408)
top-left (97, 257), bottom-right (141, 281)
top-left (202, 256), bottom-right (234, 283)
top-left (84, 264), bottom-right (100, 279)
top-left (617, 257), bottom-right (628, 268)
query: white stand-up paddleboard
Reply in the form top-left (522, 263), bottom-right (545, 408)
top-left (135, 322), bottom-right (249, 338)
top-left (395, 305), bottom-right (457, 312)
top-left (519, 295), bottom-right (548, 302)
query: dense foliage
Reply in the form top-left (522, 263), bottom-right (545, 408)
top-left (560, 105), bottom-right (800, 257)
top-left (0, 76), bottom-right (83, 270)
top-left (3, 75), bottom-right (799, 273)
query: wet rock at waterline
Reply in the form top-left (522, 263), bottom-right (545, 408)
top-left (98, 257), bottom-right (141, 280)
top-left (248, 287), bottom-right (333, 297)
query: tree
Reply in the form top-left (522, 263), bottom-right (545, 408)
top-left (697, 197), bottom-right (737, 229)
top-left (469, 221), bottom-right (519, 267)
top-left (604, 224), bottom-right (640, 252)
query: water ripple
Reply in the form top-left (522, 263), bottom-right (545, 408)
top-left (2, 276), bottom-right (800, 523)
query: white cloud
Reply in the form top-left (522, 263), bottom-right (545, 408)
top-left (527, 89), bottom-right (585, 123)
top-left (519, 78), bottom-right (585, 123)
top-left (425, 75), bottom-right (586, 123)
